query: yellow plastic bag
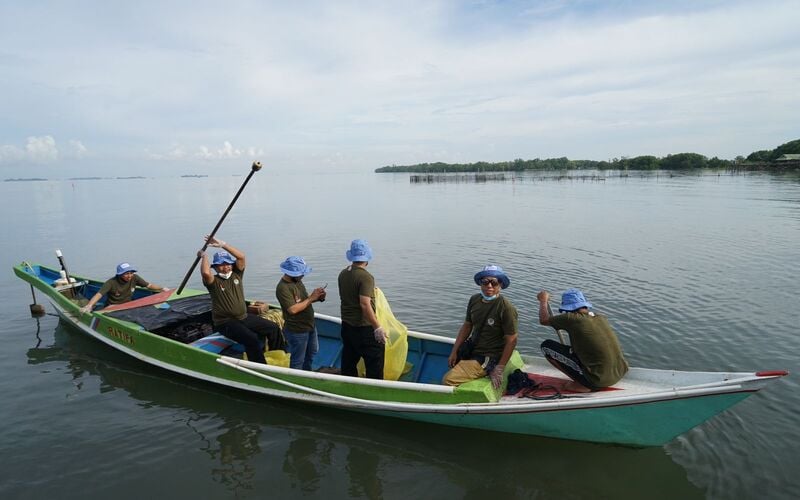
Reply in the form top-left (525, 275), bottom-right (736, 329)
top-left (357, 287), bottom-right (409, 380)
top-left (265, 349), bottom-right (291, 367)
top-left (243, 349), bottom-right (291, 367)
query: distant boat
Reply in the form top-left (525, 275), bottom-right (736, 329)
top-left (181, 174), bottom-right (208, 178)
top-left (13, 261), bottom-right (788, 447)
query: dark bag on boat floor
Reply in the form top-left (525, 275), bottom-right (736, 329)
top-left (506, 369), bottom-right (539, 395)
top-left (161, 321), bottom-right (214, 344)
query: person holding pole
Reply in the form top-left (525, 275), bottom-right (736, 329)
top-left (199, 236), bottom-right (284, 364)
top-left (537, 288), bottom-right (628, 392)
top-left (79, 263), bottom-right (167, 314)
top-left (176, 161), bottom-right (262, 295)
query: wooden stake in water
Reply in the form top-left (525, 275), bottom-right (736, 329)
top-left (29, 285), bottom-right (45, 317)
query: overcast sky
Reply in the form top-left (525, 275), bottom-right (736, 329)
top-left (1, 0), bottom-right (798, 176)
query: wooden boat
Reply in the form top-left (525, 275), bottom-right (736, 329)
top-left (13, 262), bottom-right (788, 447)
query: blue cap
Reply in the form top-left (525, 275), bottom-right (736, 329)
top-left (559, 288), bottom-right (592, 312)
top-left (346, 239), bottom-right (373, 262)
top-left (280, 256), bottom-right (312, 277)
top-left (115, 262), bottom-right (137, 276)
top-left (212, 251), bottom-right (236, 266)
top-left (473, 265), bottom-right (510, 289)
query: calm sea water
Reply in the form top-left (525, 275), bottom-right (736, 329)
top-left (1, 169), bottom-right (798, 499)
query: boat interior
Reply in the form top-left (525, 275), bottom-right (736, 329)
top-left (33, 264), bottom-right (455, 385)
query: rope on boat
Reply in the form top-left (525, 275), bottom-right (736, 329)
top-left (518, 385), bottom-right (566, 400)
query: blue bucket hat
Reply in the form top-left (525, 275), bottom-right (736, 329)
top-left (346, 239), bottom-right (373, 262)
top-left (212, 251), bottom-right (236, 266)
top-left (559, 288), bottom-right (592, 312)
top-left (115, 262), bottom-right (137, 276)
top-left (280, 256), bottom-right (312, 277)
top-left (473, 265), bottom-right (510, 289)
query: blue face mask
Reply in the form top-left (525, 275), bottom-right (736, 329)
top-left (481, 292), bottom-right (499, 301)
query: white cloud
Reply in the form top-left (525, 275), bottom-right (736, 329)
top-left (0, 136), bottom-right (90, 164)
top-left (25, 135), bottom-right (58, 162)
top-left (67, 140), bottom-right (88, 158)
top-left (0, 135), bottom-right (60, 163)
top-left (148, 142), bottom-right (264, 161)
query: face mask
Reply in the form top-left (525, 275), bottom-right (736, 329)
top-left (218, 271), bottom-right (233, 280)
top-left (481, 292), bottom-right (499, 301)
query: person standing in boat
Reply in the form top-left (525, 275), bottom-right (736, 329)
top-left (443, 265), bottom-right (518, 388)
top-left (199, 236), bottom-right (284, 364)
top-left (79, 262), bottom-right (167, 314)
top-left (537, 288), bottom-right (628, 392)
top-left (276, 256), bottom-right (327, 371)
top-left (337, 239), bottom-right (385, 379)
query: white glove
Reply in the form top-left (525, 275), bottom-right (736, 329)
top-left (79, 305), bottom-right (91, 315)
top-left (490, 364), bottom-right (506, 389)
top-left (205, 235), bottom-right (226, 248)
top-left (374, 327), bottom-right (388, 345)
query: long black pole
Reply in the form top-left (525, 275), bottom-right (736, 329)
top-left (176, 161), bottom-right (262, 294)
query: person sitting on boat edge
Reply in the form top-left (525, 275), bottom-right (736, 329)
top-left (276, 256), bottom-right (327, 371)
top-left (443, 265), bottom-right (518, 388)
top-left (537, 288), bottom-right (628, 392)
top-left (79, 262), bottom-right (167, 314)
top-left (337, 239), bottom-right (386, 379)
top-left (199, 236), bottom-right (285, 364)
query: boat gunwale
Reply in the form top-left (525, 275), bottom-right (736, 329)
top-left (220, 352), bottom-right (775, 412)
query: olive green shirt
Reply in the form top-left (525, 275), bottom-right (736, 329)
top-left (204, 267), bottom-right (247, 326)
top-left (99, 274), bottom-right (149, 305)
top-left (337, 265), bottom-right (375, 327)
top-left (465, 294), bottom-right (518, 359)
top-left (550, 312), bottom-right (629, 387)
top-left (276, 279), bottom-right (315, 332)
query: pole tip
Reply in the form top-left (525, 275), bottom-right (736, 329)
top-left (251, 161), bottom-right (263, 171)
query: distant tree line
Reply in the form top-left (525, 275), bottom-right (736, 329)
top-left (375, 138), bottom-right (800, 173)
top-left (744, 138), bottom-right (800, 162)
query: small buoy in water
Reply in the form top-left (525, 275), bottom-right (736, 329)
top-left (30, 303), bottom-right (45, 317)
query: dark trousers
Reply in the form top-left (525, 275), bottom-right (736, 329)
top-left (540, 339), bottom-right (596, 390)
top-left (218, 314), bottom-right (284, 364)
top-left (340, 322), bottom-right (385, 379)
